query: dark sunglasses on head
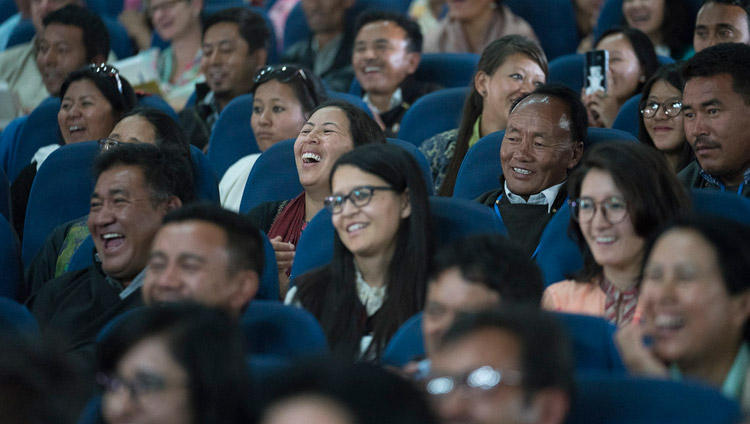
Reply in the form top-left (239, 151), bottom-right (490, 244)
top-left (253, 65), bottom-right (318, 104)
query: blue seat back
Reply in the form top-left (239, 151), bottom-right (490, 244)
top-left (0, 296), bottom-right (38, 332)
top-left (397, 87), bottom-right (469, 147)
top-left (137, 94), bottom-right (178, 121)
top-left (534, 202), bottom-right (582, 286)
top-left (388, 138), bottom-right (435, 195)
top-left (327, 91), bottom-right (374, 118)
top-left (506, 0), bottom-right (579, 60)
top-left (593, 0), bottom-right (701, 42)
top-left (381, 312), bottom-right (424, 367)
top-left (103, 16), bottom-right (133, 60)
top-left (85, 0), bottom-right (124, 17)
top-left (190, 146), bottom-right (220, 203)
top-left (22, 141), bottom-right (98, 266)
top-left (0, 167), bottom-right (10, 223)
top-left (241, 299), bottom-right (328, 358)
top-left (0, 0), bottom-right (17, 24)
top-left (691, 188), bottom-right (750, 225)
top-left (0, 115), bottom-right (27, 177)
top-left (611, 94), bottom-right (641, 138)
top-left (206, 94), bottom-right (258, 179)
top-left (239, 138), bottom-right (301, 214)
top-left (6, 18), bottom-right (33, 49)
top-left (549, 54), bottom-right (673, 95)
top-left (0, 216), bottom-right (22, 299)
top-left (10, 97), bottom-right (61, 182)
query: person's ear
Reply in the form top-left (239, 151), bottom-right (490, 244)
top-left (524, 388), bottom-right (570, 424)
top-left (228, 270), bottom-right (260, 316)
top-left (405, 51), bottom-right (420, 75)
top-left (400, 188), bottom-right (411, 219)
top-left (730, 290), bottom-right (750, 331)
top-left (166, 195), bottom-right (182, 212)
top-left (252, 48), bottom-right (268, 70)
top-left (567, 141), bottom-right (584, 170)
top-left (475, 70), bottom-right (489, 97)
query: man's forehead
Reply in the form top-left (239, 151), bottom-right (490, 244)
top-left (94, 165), bottom-right (148, 192)
top-left (42, 23), bottom-right (83, 41)
top-left (684, 73), bottom-right (735, 100)
top-left (433, 328), bottom-right (522, 371)
top-left (508, 96), bottom-right (571, 132)
top-left (357, 20), bottom-right (407, 41)
top-left (699, 2), bottom-right (750, 24)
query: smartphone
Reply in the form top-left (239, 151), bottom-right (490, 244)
top-left (584, 50), bottom-right (609, 96)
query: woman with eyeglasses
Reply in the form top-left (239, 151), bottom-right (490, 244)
top-left (220, 65), bottom-right (328, 212)
top-left (11, 64), bottom-right (137, 242)
top-left (97, 302), bottom-right (255, 424)
top-left (638, 63), bottom-right (694, 173)
top-left (246, 99), bottom-right (386, 299)
top-left (542, 142), bottom-right (690, 327)
top-left (287, 144), bottom-right (434, 361)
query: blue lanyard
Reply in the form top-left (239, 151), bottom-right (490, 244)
top-left (720, 181), bottom-right (746, 195)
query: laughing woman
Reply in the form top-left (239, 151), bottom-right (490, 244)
top-left (288, 144), bottom-right (434, 361)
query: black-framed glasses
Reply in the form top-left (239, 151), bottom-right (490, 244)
top-left (253, 65), bottom-right (319, 104)
top-left (96, 372), bottom-right (175, 402)
top-left (89, 63), bottom-right (123, 95)
top-left (324, 186), bottom-right (396, 214)
top-left (640, 99), bottom-right (682, 119)
top-left (98, 138), bottom-right (121, 151)
top-left (570, 196), bottom-right (629, 224)
top-left (425, 366), bottom-right (523, 397)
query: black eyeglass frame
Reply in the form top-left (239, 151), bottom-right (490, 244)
top-left (324, 185), bottom-right (397, 214)
top-left (640, 99), bottom-right (682, 119)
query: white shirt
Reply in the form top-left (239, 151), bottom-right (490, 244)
top-left (503, 180), bottom-right (565, 213)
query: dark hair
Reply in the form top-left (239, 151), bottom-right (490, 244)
top-left (294, 144), bottom-right (434, 359)
top-left (97, 303), bottom-right (255, 423)
top-left (252, 65), bottom-right (328, 116)
top-left (202, 7), bottom-right (271, 53)
top-left (641, 216), bottom-right (750, 341)
top-left (354, 10), bottom-right (423, 53)
top-left (60, 66), bottom-right (137, 122)
top-left (43, 5), bottom-right (109, 63)
top-left (438, 35), bottom-right (548, 196)
top-left (93, 143), bottom-right (195, 205)
top-left (309, 99), bottom-right (387, 146)
top-left (528, 84), bottom-right (588, 145)
top-left (440, 306), bottom-right (575, 400)
top-left (119, 106), bottom-right (190, 152)
top-left (703, 0), bottom-right (750, 34)
top-left (261, 360), bottom-right (438, 424)
top-left (430, 234), bottom-right (544, 306)
top-left (596, 26), bottom-right (660, 98)
top-left (568, 142), bottom-right (691, 282)
top-left (637, 63), bottom-right (694, 172)
top-left (682, 42), bottom-right (750, 105)
top-left (162, 202), bottom-right (265, 276)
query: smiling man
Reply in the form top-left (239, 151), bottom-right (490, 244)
top-left (352, 10), bottom-right (441, 137)
top-left (477, 85), bottom-right (585, 256)
top-left (26, 143), bottom-right (193, 362)
top-left (179, 7), bottom-right (269, 150)
top-left (678, 42), bottom-right (750, 197)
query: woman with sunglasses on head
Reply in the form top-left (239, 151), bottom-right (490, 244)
top-left (220, 65), bottom-right (327, 212)
top-left (638, 63), bottom-right (694, 173)
top-left (11, 64), bottom-right (137, 242)
top-left (288, 144), bottom-right (434, 361)
top-left (542, 142), bottom-right (690, 327)
top-left (246, 99), bottom-right (386, 299)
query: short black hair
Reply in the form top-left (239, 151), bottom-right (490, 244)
top-left (119, 106), bottom-right (190, 153)
top-left (309, 99), bottom-right (387, 146)
top-left (682, 42), bottom-right (750, 104)
top-left (202, 7), bottom-right (271, 54)
top-left (43, 5), bottom-right (109, 63)
top-left (93, 143), bottom-right (195, 205)
top-left (430, 234), bottom-right (543, 306)
top-left (512, 84), bottom-right (589, 145)
top-left (354, 10), bottom-right (423, 53)
top-left (162, 202), bottom-right (265, 276)
top-left (441, 307), bottom-right (575, 401)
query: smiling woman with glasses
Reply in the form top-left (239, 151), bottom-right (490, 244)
top-left (542, 142), bottom-right (690, 327)
top-left (638, 63), bottom-right (695, 173)
top-left (289, 144), bottom-right (434, 361)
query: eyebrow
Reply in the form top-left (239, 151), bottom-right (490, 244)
top-left (716, 23), bottom-right (740, 31)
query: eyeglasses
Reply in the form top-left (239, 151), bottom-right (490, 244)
top-left (324, 186), bottom-right (396, 214)
top-left (147, 0), bottom-right (188, 16)
top-left (98, 138), bottom-right (121, 151)
top-left (253, 65), bottom-right (319, 104)
top-left (89, 63), bottom-right (123, 95)
top-left (640, 99), bottom-right (682, 118)
top-left (425, 366), bottom-right (523, 397)
top-left (96, 372), bottom-right (181, 402)
top-left (570, 196), bottom-right (629, 224)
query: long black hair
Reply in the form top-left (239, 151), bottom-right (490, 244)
top-left (294, 144), bottom-right (434, 360)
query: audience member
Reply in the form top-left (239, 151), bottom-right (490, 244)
top-left (622, 0), bottom-right (694, 59)
top-left (574, 0), bottom-right (605, 52)
top-left (420, 35), bottom-right (547, 195)
top-left (289, 144), bottom-right (434, 361)
top-left (616, 217), bottom-right (750, 413)
top-left (142, 203), bottom-right (264, 318)
top-left (352, 10), bottom-right (441, 137)
top-left (583, 27), bottom-right (659, 128)
top-left (428, 307), bottom-right (573, 424)
top-left (220, 64), bottom-right (327, 212)
top-left (179, 7), bottom-right (270, 150)
top-left (26, 143), bottom-right (193, 364)
top-left (693, 0), bottom-right (750, 52)
top-left (97, 303), bottom-right (256, 423)
top-left (423, 0), bottom-right (538, 54)
top-left (281, 0), bottom-right (356, 92)
top-left (638, 63), bottom-right (694, 173)
top-left (678, 42), bottom-right (750, 197)
top-left (477, 85), bottom-right (585, 257)
top-left (11, 64), bottom-right (137, 242)
top-left (543, 142), bottom-right (690, 326)
top-left (246, 100), bottom-right (385, 297)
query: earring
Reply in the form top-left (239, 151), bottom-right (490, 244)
top-left (481, 90), bottom-right (487, 96)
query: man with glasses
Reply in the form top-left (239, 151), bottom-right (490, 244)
top-left (477, 85), bottom-right (586, 257)
top-left (679, 42), bottom-right (750, 197)
top-left (428, 307), bottom-right (573, 424)
top-left (179, 7), bottom-right (270, 150)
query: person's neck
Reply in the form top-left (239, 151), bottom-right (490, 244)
top-left (304, 187), bottom-right (327, 222)
top-left (664, 151), bottom-right (682, 173)
top-left (720, 166), bottom-right (750, 188)
top-left (354, 251), bottom-right (392, 288)
top-left (649, 31), bottom-right (663, 47)
top-left (169, 28), bottom-right (202, 82)
top-left (315, 29), bottom-right (343, 49)
top-left (679, 342), bottom-right (742, 388)
top-left (602, 264), bottom-right (640, 291)
top-left (369, 90), bottom-right (396, 113)
top-left (460, 12), bottom-right (493, 53)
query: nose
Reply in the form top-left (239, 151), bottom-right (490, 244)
top-left (90, 202), bottom-right (116, 227)
top-left (589, 203), bottom-right (611, 228)
top-left (688, 112), bottom-right (709, 138)
top-left (519, 79), bottom-right (536, 96)
top-left (258, 109), bottom-right (271, 126)
top-left (339, 195), bottom-right (360, 216)
top-left (154, 262), bottom-right (181, 290)
top-left (653, 105), bottom-right (669, 121)
top-left (40, 47), bottom-right (55, 65)
top-left (102, 387), bottom-right (136, 422)
top-left (511, 136), bottom-right (533, 161)
top-left (438, 391), bottom-right (471, 423)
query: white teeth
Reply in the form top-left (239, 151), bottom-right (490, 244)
top-left (364, 66), bottom-right (381, 73)
top-left (596, 236), bottom-right (615, 243)
top-left (102, 233), bottom-right (123, 240)
top-left (655, 315), bottom-right (684, 329)
top-left (302, 152), bottom-right (321, 163)
top-left (347, 223), bottom-right (367, 232)
top-left (513, 167), bottom-right (531, 175)
top-left (69, 126), bottom-right (83, 132)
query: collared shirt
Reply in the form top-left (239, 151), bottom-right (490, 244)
top-left (363, 87), bottom-right (403, 115)
top-left (503, 180), bottom-right (565, 213)
top-left (670, 342), bottom-right (750, 401)
top-left (198, 90), bottom-right (221, 133)
top-left (312, 33), bottom-right (344, 76)
top-left (96, 251), bottom-right (146, 299)
top-left (700, 167), bottom-right (750, 194)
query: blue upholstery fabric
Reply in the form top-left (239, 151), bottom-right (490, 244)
top-left (327, 91), bottom-right (374, 117)
top-left (611, 94), bottom-right (641, 138)
top-left (241, 299), bottom-right (328, 357)
top-left (397, 87), bottom-right (469, 147)
top-left (0, 216), bottom-right (22, 299)
top-left (239, 138), bottom-right (301, 214)
top-left (381, 312), bottom-right (424, 367)
top-left (548, 54), bottom-right (673, 95)
top-left (506, 0), bottom-right (579, 60)
top-left (206, 94), bottom-right (258, 179)
top-left (137, 94), bottom-right (178, 121)
top-left (102, 16), bottom-right (133, 60)
top-left (691, 188), bottom-right (750, 225)
top-left (388, 138), bottom-right (435, 195)
top-left (189, 145), bottom-right (220, 203)
top-left (0, 297), bottom-right (38, 332)
top-left (534, 202), bottom-right (582, 287)
top-left (0, 166), bottom-right (10, 223)
top-left (0, 0), bottom-right (17, 24)
top-left (5, 17), bottom-right (32, 49)
top-left (9, 97), bottom-right (61, 182)
top-left (0, 115), bottom-right (26, 177)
